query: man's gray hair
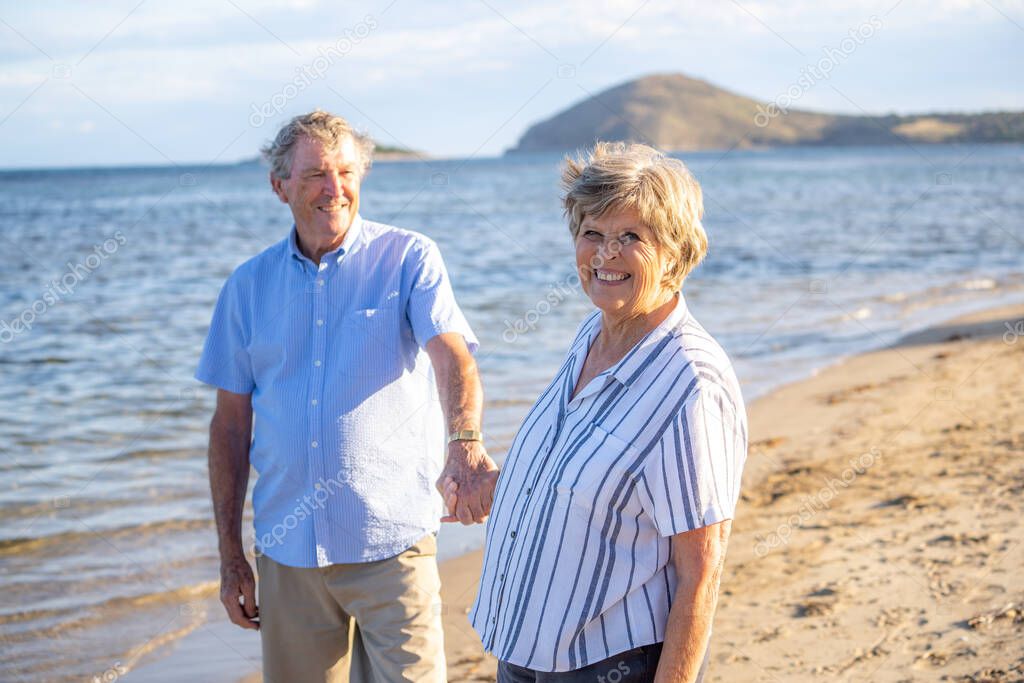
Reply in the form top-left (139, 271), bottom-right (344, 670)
top-left (261, 109), bottom-right (375, 179)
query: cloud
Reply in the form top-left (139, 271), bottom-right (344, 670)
top-left (0, 0), bottom-right (1020, 166)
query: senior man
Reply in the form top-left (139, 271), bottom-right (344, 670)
top-left (196, 109), bottom-right (497, 682)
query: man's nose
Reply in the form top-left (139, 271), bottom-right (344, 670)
top-left (322, 172), bottom-right (343, 196)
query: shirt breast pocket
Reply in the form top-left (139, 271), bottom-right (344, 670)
top-left (339, 307), bottom-right (405, 380)
top-left (553, 424), bottom-right (642, 517)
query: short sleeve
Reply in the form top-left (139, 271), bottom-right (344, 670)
top-left (405, 239), bottom-right (479, 353)
top-left (640, 387), bottom-right (747, 536)
top-left (195, 274), bottom-right (255, 394)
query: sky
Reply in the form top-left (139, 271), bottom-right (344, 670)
top-left (1, 0), bottom-right (1022, 168)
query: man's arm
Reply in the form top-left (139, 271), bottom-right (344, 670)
top-left (425, 332), bottom-right (498, 525)
top-left (208, 388), bottom-right (259, 630)
top-left (654, 519), bottom-right (731, 682)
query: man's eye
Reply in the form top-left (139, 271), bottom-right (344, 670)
top-left (308, 172), bottom-right (324, 178)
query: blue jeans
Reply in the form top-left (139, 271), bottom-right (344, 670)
top-left (497, 643), bottom-right (709, 682)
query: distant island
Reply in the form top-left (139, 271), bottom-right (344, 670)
top-left (509, 73), bottom-right (1024, 153)
top-left (234, 142), bottom-right (420, 167)
top-left (373, 144), bottom-right (423, 160)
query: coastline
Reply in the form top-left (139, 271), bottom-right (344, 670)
top-left (133, 302), bottom-right (1024, 682)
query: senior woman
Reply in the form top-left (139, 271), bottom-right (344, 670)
top-left (453, 142), bottom-right (747, 682)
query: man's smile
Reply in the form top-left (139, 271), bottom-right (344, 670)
top-left (316, 202), bottom-right (348, 213)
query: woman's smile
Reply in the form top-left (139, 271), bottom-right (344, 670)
top-left (593, 269), bottom-right (631, 284)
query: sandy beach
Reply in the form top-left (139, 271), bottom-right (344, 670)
top-left (129, 302), bottom-right (1024, 682)
top-left (440, 303), bottom-right (1024, 682)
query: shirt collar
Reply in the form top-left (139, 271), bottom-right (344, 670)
top-left (608, 293), bottom-right (690, 388)
top-left (288, 214), bottom-right (365, 267)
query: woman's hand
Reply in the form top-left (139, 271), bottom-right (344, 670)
top-left (440, 476), bottom-right (460, 523)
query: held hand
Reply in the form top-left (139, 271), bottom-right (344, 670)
top-left (220, 553), bottom-right (259, 630)
top-left (436, 440), bottom-right (498, 525)
top-left (440, 474), bottom-right (498, 525)
top-left (440, 475), bottom-right (459, 523)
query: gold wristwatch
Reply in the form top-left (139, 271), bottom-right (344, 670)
top-left (447, 429), bottom-right (483, 444)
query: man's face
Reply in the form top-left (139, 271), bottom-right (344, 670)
top-left (271, 134), bottom-right (362, 244)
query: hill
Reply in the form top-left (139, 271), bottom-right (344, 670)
top-left (509, 73), bottom-right (1024, 153)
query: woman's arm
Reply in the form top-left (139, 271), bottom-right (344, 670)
top-left (654, 519), bottom-right (732, 682)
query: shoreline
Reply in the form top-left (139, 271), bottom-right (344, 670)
top-left (132, 301), bottom-right (1024, 682)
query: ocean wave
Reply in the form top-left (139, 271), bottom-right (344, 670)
top-left (1, 580), bottom-right (216, 644)
top-left (962, 278), bottom-right (996, 290)
top-left (0, 517), bottom-right (213, 557)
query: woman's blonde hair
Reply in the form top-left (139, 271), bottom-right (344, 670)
top-left (561, 141), bottom-right (707, 290)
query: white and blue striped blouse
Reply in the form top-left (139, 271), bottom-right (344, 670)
top-left (470, 294), bottom-right (747, 672)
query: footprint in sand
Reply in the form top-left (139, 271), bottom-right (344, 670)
top-left (793, 586), bottom-right (844, 618)
top-left (965, 602), bottom-right (1024, 631)
top-left (874, 493), bottom-right (951, 512)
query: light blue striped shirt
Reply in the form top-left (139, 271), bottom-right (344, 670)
top-left (196, 216), bottom-right (478, 567)
top-left (470, 294), bottom-right (746, 671)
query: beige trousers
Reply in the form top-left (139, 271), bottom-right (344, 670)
top-left (256, 534), bottom-right (446, 683)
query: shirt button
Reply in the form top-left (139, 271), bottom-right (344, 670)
top-left (316, 319), bottom-right (324, 326)
top-left (311, 399), bottom-right (318, 406)
top-left (491, 617), bottom-right (496, 624)
top-left (314, 360), bottom-right (321, 367)
top-left (311, 441), bottom-right (319, 448)
top-left (509, 531), bottom-right (516, 539)
top-left (499, 573), bottom-right (505, 581)
top-left (317, 279), bottom-right (325, 286)
top-left (525, 487), bottom-right (532, 495)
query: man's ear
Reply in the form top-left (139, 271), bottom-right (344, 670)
top-left (269, 173), bottom-right (289, 204)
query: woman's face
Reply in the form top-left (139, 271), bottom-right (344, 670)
top-left (575, 206), bottom-right (674, 320)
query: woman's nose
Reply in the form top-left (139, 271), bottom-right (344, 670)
top-left (599, 240), bottom-right (620, 261)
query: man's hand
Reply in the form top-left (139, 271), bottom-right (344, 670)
top-left (436, 439), bottom-right (498, 525)
top-left (220, 553), bottom-right (259, 630)
top-left (207, 389), bottom-right (257, 630)
top-left (424, 332), bottom-right (494, 523)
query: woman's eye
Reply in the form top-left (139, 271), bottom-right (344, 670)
top-left (620, 233), bottom-right (639, 244)
top-left (583, 230), bottom-right (602, 241)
